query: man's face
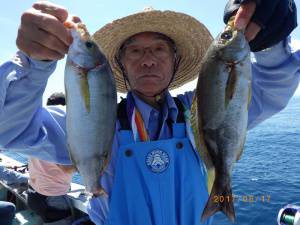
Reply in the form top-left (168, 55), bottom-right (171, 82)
top-left (120, 32), bottom-right (175, 96)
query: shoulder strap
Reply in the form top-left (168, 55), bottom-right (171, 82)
top-left (117, 98), bottom-right (131, 130)
top-left (173, 97), bottom-right (185, 123)
top-left (117, 97), bottom-right (186, 130)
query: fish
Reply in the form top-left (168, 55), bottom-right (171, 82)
top-left (64, 22), bottom-right (117, 196)
top-left (190, 19), bottom-right (252, 222)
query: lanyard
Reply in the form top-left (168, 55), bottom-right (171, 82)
top-left (127, 93), bottom-right (150, 142)
top-left (131, 107), bottom-right (150, 142)
top-left (126, 93), bottom-right (196, 147)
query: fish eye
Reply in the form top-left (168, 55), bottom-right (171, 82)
top-left (221, 31), bottom-right (233, 40)
top-left (85, 41), bottom-right (94, 49)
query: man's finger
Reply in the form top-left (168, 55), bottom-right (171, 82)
top-left (245, 21), bottom-right (261, 41)
top-left (33, 1), bottom-right (68, 22)
top-left (63, 15), bottom-right (82, 30)
top-left (234, 1), bottom-right (256, 30)
top-left (21, 24), bottom-right (69, 55)
top-left (17, 37), bottom-right (64, 61)
top-left (69, 15), bottom-right (81, 23)
top-left (22, 9), bottom-right (72, 46)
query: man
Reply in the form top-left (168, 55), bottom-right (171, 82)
top-left (0, 201), bottom-right (15, 225)
top-left (0, 0), bottom-right (299, 225)
top-left (46, 92), bottom-right (66, 106)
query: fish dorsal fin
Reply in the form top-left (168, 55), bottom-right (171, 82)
top-left (190, 95), bottom-right (215, 193)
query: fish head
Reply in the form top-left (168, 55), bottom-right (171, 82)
top-left (68, 23), bottom-right (103, 70)
top-left (214, 25), bottom-right (250, 63)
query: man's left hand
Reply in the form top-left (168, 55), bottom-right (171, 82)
top-left (233, 1), bottom-right (260, 42)
top-left (224, 0), bottom-right (298, 52)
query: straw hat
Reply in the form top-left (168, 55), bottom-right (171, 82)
top-left (93, 9), bottom-right (213, 93)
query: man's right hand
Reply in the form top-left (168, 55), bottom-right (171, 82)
top-left (16, 1), bottom-right (73, 61)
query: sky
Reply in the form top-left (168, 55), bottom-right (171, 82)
top-left (0, 0), bottom-right (299, 103)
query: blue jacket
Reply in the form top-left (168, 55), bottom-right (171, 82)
top-left (0, 163), bottom-right (28, 185)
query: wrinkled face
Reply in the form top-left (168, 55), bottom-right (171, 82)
top-left (119, 32), bottom-right (176, 96)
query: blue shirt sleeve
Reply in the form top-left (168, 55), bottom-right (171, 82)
top-left (0, 165), bottom-right (28, 185)
top-left (178, 37), bottom-right (300, 130)
top-left (247, 37), bottom-right (300, 129)
top-left (0, 51), bottom-right (71, 164)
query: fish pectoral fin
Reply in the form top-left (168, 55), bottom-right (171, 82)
top-left (225, 64), bottom-right (238, 107)
top-left (80, 75), bottom-right (90, 112)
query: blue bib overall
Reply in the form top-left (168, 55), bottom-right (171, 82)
top-left (104, 122), bottom-right (213, 225)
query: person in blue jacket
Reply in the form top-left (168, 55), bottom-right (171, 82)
top-left (0, 0), bottom-right (299, 224)
top-left (0, 162), bottom-right (28, 225)
top-left (0, 201), bottom-right (16, 225)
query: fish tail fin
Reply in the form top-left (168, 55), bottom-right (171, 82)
top-left (201, 178), bottom-right (235, 223)
top-left (91, 186), bottom-right (108, 197)
top-left (86, 186), bottom-right (108, 198)
top-left (84, 180), bottom-right (108, 197)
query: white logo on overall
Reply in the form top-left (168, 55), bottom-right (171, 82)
top-left (146, 149), bottom-right (169, 173)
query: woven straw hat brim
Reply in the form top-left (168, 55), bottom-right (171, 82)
top-left (93, 10), bottom-right (213, 93)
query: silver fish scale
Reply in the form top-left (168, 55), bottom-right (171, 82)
top-left (192, 27), bottom-right (251, 222)
top-left (65, 24), bottom-right (117, 195)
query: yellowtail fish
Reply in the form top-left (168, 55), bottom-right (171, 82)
top-left (64, 22), bottom-right (117, 196)
top-left (191, 20), bottom-right (252, 222)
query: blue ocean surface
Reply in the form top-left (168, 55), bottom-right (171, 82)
top-left (2, 96), bottom-right (300, 225)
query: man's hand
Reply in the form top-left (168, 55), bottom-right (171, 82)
top-left (16, 1), bottom-right (75, 61)
top-left (224, 0), bottom-right (297, 52)
top-left (233, 1), bottom-right (260, 42)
